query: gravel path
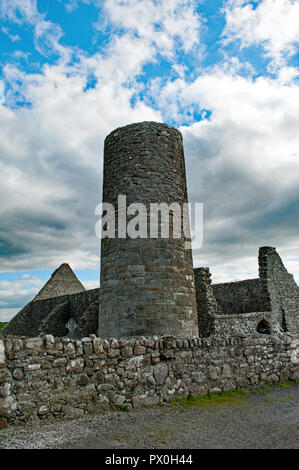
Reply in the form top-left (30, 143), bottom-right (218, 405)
top-left (1, 384), bottom-right (299, 449)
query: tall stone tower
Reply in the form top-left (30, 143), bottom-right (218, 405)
top-left (98, 122), bottom-right (199, 338)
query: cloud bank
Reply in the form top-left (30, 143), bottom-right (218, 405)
top-left (0, 0), bottom-right (299, 318)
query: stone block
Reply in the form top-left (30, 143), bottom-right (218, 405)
top-left (153, 363), bottom-right (168, 385)
top-left (0, 340), bottom-right (5, 365)
top-left (25, 338), bottom-right (43, 349)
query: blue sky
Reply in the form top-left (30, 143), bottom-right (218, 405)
top-left (0, 0), bottom-right (299, 320)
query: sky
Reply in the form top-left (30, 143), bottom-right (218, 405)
top-left (0, 0), bottom-right (299, 321)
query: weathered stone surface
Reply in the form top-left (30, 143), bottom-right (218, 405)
top-left (12, 369), bottom-right (23, 381)
top-left (128, 355), bottom-right (144, 369)
top-left (0, 383), bottom-right (11, 397)
top-left (99, 122), bottom-right (199, 339)
top-left (45, 335), bottom-right (55, 349)
top-left (0, 395), bottom-right (16, 416)
top-left (115, 395), bottom-right (126, 406)
top-left (93, 338), bottom-right (103, 355)
top-left (290, 339), bottom-right (299, 364)
top-left (25, 364), bottom-right (41, 371)
top-left (0, 417), bottom-right (8, 427)
top-left (78, 374), bottom-right (89, 386)
top-left (0, 368), bottom-right (12, 383)
top-left (66, 358), bottom-right (84, 373)
top-left (65, 406), bottom-right (85, 418)
top-left (0, 333), bottom-right (298, 427)
top-left (12, 339), bottom-right (23, 352)
top-left (53, 358), bottom-right (67, 367)
top-left (132, 395), bottom-right (159, 408)
top-left (0, 340), bottom-right (5, 365)
top-left (25, 338), bottom-right (43, 349)
top-left (153, 363), bottom-right (168, 385)
top-left (38, 405), bottom-right (48, 415)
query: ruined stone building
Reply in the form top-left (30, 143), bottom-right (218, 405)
top-left (2, 263), bottom-right (100, 339)
top-left (195, 246), bottom-right (299, 337)
top-left (2, 122), bottom-right (299, 339)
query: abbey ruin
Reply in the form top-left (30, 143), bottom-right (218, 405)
top-left (1, 122), bottom-right (298, 426)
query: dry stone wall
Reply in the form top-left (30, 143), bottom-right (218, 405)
top-left (0, 333), bottom-right (298, 426)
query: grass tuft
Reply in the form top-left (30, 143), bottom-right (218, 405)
top-left (118, 404), bottom-right (130, 412)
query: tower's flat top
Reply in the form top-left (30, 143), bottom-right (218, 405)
top-left (104, 121), bottom-right (182, 143)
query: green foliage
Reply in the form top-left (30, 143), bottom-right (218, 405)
top-left (0, 322), bottom-right (7, 332)
top-left (118, 404), bottom-right (130, 412)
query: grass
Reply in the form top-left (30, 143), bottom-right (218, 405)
top-left (170, 389), bottom-right (249, 408)
top-left (0, 322), bottom-right (7, 332)
top-left (251, 379), bottom-right (299, 394)
top-left (118, 404), bottom-right (130, 412)
top-left (170, 380), bottom-right (299, 408)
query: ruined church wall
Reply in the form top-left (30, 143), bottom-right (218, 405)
top-left (214, 312), bottom-right (272, 337)
top-left (1, 333), bottom-right (298, 426)
top-left (194, 268), bottom-right (271, 337)
top-left (212, 278), bottom-right (268, 315)
top-left (2, 289), bottom-right (100, 337)
top-left (258, 247), bottom-right (299, 334)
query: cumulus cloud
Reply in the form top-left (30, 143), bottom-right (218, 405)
top-left (0, 64), bottom-right (160, 273)
top-left (177, 70), bottom-right (299, 283)
top-left (101, 0), bottom-right (202, 55)
top-left (0, 0), bottom-right (164, 276)
top-left (222, 0), bottom-right (299, 72)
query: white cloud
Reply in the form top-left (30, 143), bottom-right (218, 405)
top-left (82, 280), bottom-right (100, 290)
top-left (0, 0), bottom-right (299, 296)
top-left (1, 26), bottom-right (20, 42)
top-left (173, 70), bottom-right (299, 283)
top-left (0, 308), bottom-right (19, 322)
top-left (102, 0), bottom-right (202, 56)
top-left (0, 275), bottom-right (43, 310)
top-left (0, 81), bottom-right (4, 103)
top-left (0, 37), bottom-right (161, 273)
top-left (0, 0), bottom-right (72, 59)
top-left (222, 0), bottom-right (299, 71)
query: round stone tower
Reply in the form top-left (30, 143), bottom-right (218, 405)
top-left (98, 121), bottom-right (199, 338)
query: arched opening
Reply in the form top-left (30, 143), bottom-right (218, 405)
top-left (257, 319), bottom-right (271, 335)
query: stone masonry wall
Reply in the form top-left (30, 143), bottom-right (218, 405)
top-left (212, 278), bottom-right (268, 315)
top-left (214, 312), bottom-right (272, 337)
top-left (2, 289), bottom-right (100, 338)
top-left (259, 247), bottom-right (299, 334)
top-left (99, 122), bottom-right (198, 338)
top-left (0, 333), bottom-right (298, 426)
top-left (194, 267), bottom-right (222, 337)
